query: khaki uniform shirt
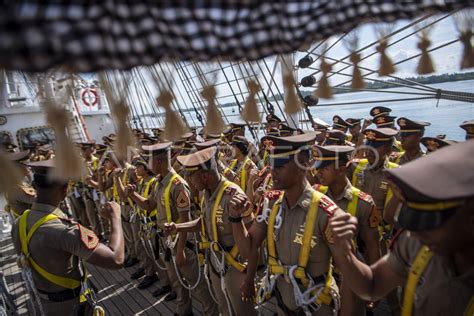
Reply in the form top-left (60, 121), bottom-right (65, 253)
top-left (386, 231), bottom-right (474, 315)
top-left (11, 203), bottom-right (98, 292)
top-left (254, 183), bottom-right (340, 312)
top-left (5, 181), bottom-right (36, 217)
top-left (153, 169), bottom-right (191, 230)
top-left (201, 177), bottom-right (254, 271)
top-left (348, 158), bottom-right (393, 210)
top-left (314, 180), bottom-right (379, 235)
top-left (390, 149), bottom-right (425, 166)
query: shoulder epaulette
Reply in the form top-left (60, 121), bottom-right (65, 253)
top-left (358, 191), bottom-right (374, 203)
top-left (173, 177), bottom-right (182, 185)
top-left (319, 195), bottom-right (338, 217)
top-left (264, 190), bottom-right (282, 200)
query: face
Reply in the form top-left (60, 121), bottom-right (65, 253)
top-left (401, 133), bottom-right (421, 150)
top-left (271, 156), bottom-right (307, 190)
top-left (136, 165), bottom-right (147, 177)
top-left (234, 129), bottom-right (245, 137)
top-left (316, 131), bottom-right (327, 143)
top-left (366, 144), bottom-right (390, 165)
top-left (188, 170), bottom-right (207, 191)
top-left (349, 125), bottom-right (361, 137)
top-left (317, 164), bottom-right (346, 186)
top-left (410, 202), bottom-right (474, 255)
top-left (104, 159), bottom-right (114, 170)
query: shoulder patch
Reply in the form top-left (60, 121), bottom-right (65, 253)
top-left (78, 224), bottom-right (99, 250)
top-left (264, 190), bottom-right (282, 200)
top-left (312, 184), bottom-right (322, 191)
top-left (173, 177), bottom-right (182, 185)
top-left (358, 191), bottom-right (374, 204)
top-left (319, 195), bottom-right (338, 217)
top-left (369, 207), bottom-right (381, 228)
top-left (176, 189), bottom-right (190, 208)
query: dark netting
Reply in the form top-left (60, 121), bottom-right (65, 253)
top-left (0, 1), bottom-right (472, 72)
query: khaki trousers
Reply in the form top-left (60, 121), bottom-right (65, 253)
top-left (209, 265), bottom-right (257, 316)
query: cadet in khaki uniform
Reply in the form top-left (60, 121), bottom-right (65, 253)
top-left (228, 136), bottom-right (258, 197)
top-left (127, 158), bottom-right (170, 293)
top-left (329, 140), bottom-right (474, 316)
top-left (348, 128), bottom-right (399, 227)
top-left (313, 145), bottom-right (381, 316)
top-left (11, 159), bottom-right (125, 316)
top-left (4, 150), bottom-right (36, 219)
top-left (128, 143), bottom-right (217, 315)
top-left (229, 133), bottom-right (345, 315)
top-left (391, 117), bottom-right (430, 165)
top-left (167, 146), bottom-right (257, 316)
top-left (78, 141), bottom-right (102, 237)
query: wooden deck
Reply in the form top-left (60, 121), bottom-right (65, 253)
top-left (0, 234), bottom-right (278, 315)
top-left (1, 233), bottom-right (390, 316)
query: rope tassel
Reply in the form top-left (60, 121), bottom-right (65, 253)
top-left (283, 74), bottom-right (303, 114)
top-left (240, 79), bottom-right (262, 123)
top-left (416, 31), bottom-right (435, 74)
top-left (0, 153), bottom-right (22, 193)
top-left (460, 30), bottom-right (474, 69)
top-left (156, 90), bottom-right (188, 141)
top-left (44, 94), bottom-right (86, 181)
top-left (201, 85), bottom-right (225, 134)
top-left (376, 38), bottom-right (396, 76)
top-left (455, 11), bottom-right (474, 70)
top-left (350, 52), bottom-right (365, 89)
top-left (315, 57), bottom-right (333, 99)
top-left (112, 100), bottom-right (134, 160)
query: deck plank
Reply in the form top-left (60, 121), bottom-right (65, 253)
top-left (1, 234), bottom-right (300, 316)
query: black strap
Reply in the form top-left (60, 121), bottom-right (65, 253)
top-left (38, 286), bottom-right (81, 302)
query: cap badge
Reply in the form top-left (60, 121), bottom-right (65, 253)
top-left (373, 109), bottom-right (380, 115)
top-left (365, 131), bottom-right (376, 140)
top-left (399, 119), bottom-right (407, 127)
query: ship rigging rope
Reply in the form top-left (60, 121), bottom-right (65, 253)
top-left (129, 69), bottom-right (153, 130)
top-left (175, 62), bottom-right (207, 127)
top-left (161, 62), bottom-right (197, 127)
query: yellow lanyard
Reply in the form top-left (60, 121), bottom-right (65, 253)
top-left (163, 172), bottom-right (184, 224)
top-left (401, 245), bottom-right (434, 316)
top-left (200, 180), bottom-right (232, 243)
top-left (19, 210), bottom-right (81, 289)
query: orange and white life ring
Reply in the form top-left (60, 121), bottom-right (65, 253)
top-left (81, 88), bottom-right (99, 107)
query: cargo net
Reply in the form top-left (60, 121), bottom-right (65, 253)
top-left (0, 1), bottom-right (472, 72)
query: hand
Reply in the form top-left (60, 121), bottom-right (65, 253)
top-left (240, 278), bottom-right (255, 302)
top-left (163, 222), bottom-right (177, 236)
top-left (100, 201), bottom-right (121, 220)
top-left (175, 250), bottom-right (186, 268)
top-left (124, 184), bottom-right (136, 197)
top-left (85, 175), bottom-right (93, 184)
top-left (111, 168), bottom-right (123, 177)
top-left (362, 118), bottom-right (372, 130)
top-left (328, 212), bottom-right (358, 255)
top-left (228, 192), bottom-right (251, 218)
